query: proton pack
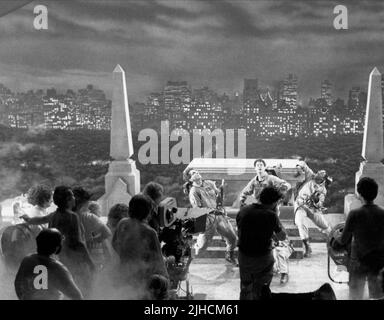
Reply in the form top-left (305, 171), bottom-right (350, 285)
top-left (327, 222), bottom-right (350, 284)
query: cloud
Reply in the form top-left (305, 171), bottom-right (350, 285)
top-left (0, 0), bottom-right (383, 103)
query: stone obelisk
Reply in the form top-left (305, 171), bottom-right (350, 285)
top-left (356, 67), bottom-right (384, 202)
top-left (345, 67), bottom-right (384, 214)
top-left (99, 65), bottom-right (140, 215)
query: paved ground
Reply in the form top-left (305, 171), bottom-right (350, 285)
top-left (185, 243), bottom-right (361, 300)
top-left (1, 243), bottom-right (371, 300)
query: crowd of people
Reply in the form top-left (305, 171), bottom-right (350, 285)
top-left (1, 158), bottom-right (384, 300)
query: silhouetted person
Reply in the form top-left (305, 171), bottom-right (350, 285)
top-left (146, 274), bottom-right (169, 300)
top-left (22, 186), bottom-right (95, 298)
top-left (112, 194), bottom-right (168, 298)
top-left (14, 228), bottom-right (83, 300)
top-left (72, 187), bottom-right (111, 267)
top-left (88, 201), bottom-right (102, 217)
top-left (333, 177), bottom-right (384, 299)
top-left (143, 182), bottom-right (164, 234)
top-left (239, 159), bottom-right (292, 283)
top-left (237, 186), bottom-right (287, 300)
top-left (107, 203), bottom-right (129, 235)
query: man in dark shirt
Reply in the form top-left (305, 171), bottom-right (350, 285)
top-left (333, 177), bottom-right (384, 299)
top-left (236, 186), bottom-right (287, 300)
top-left (14, 228), bottom-right (83, 300)
top-left (143, 182), bottom-right (164, 235)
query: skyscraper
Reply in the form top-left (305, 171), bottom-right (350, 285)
top-left (243, 79), bottom-right (259, 102)
top-left (347, 87), bottom-right (365, 114)
top-left (188, 86), bottom-right (223, 130)
top-left (281, 74), bottom-right (298, 109)
top-left (145, 92), bottom-right (163, 121)
top-left (163, 81), bottom-right (191, 129)
top-left (242, 79), bottom-right (260, 133)
top-left (321, 80), bottom-right (332, 106)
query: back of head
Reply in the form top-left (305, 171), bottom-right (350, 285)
top-left (143, 182), bottom-right (164, 203)
top-left (72, 186), bottom-right (92, 211)
top-left (36, 228), bottom-right (63, 256)
top-left (88, 201), bottom-right (101, 216)
top-left (128, 194), bottom-right (152, 221)
top-left (313, 283), bottom-right (337, 300)
top-left (357, 177), bottom-right (378, 202)
top-left (259, 186), bottom-right (283, 206)
top-left (27, 185), bottom-right (52, 207)
top-left (53, 186), bottom-right (73, 209)
top-left (108, 203), bottom-right (129, 229)
top-left (147, 274), bottom-right (169, 300)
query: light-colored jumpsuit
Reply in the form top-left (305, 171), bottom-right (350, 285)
top-left (189, 180), bottom-right (237, 254)
top-left (294, 171), bottom-right (331, 240)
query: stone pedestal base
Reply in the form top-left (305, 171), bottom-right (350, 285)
top-left (98, 160), bottom-right (140, 216)
top-left (355, 161), bottom-right (384, 207)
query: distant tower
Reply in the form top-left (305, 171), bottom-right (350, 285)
top-left (321, 80), bottom-right (332, 106)
top-left (243, 79), bottom-right (259, 102)
top-left (242, 79), bottom-right (260, 133)
top-left (282, 74), bottom-right (298, 109)
top-left (163, 81), bottom-right (191, 129)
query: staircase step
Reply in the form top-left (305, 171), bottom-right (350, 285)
top-left (187, 211), bottom-right (345, 260)
top-left (192, 235), bottom-right (305, 260)
top-left (195, 246), bottom-right (304, 260)
top-left (192, 235), bottom-right (303, 248)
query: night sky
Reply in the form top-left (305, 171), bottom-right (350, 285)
top-left (0, 0), bottom-right (383, 104)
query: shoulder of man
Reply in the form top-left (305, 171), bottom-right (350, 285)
top-left (50, 257), bottom-right (71, 273)
top-left (347, 207), bottom-right (361, 218)
top-left (19, 253), bottom-right (38, 266)
top-left (82, 211), bottom-right (104, 226)
top-left (238, 203), bottom-right (261, 215)
top-left (142, 222), bottom-right (158, 234)
top-left (267, 174), bottom-right (285, 183)
top-left (116, 217), bottom-right (131, 229)
top-left (204, 180), bottom-right (216, 186)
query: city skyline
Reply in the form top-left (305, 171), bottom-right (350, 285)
top-left (0, 0), bottom-right (383, 104)
top-left (0, 77), bottom-right (368, 138)
top-left (0, 74), bottom-right (372, 106)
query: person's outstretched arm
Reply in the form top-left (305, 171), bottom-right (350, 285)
top-left (297, 161), bottom-right (315, 182)
top-left (21, 212), bottom-right (53, 225)
top-left (270, 175), bottom-right (291, 193)
top-left (239, 178), bottom-right (255, 207)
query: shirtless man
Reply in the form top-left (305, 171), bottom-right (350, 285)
top-left (14, 228), bottom-right (83, 300)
